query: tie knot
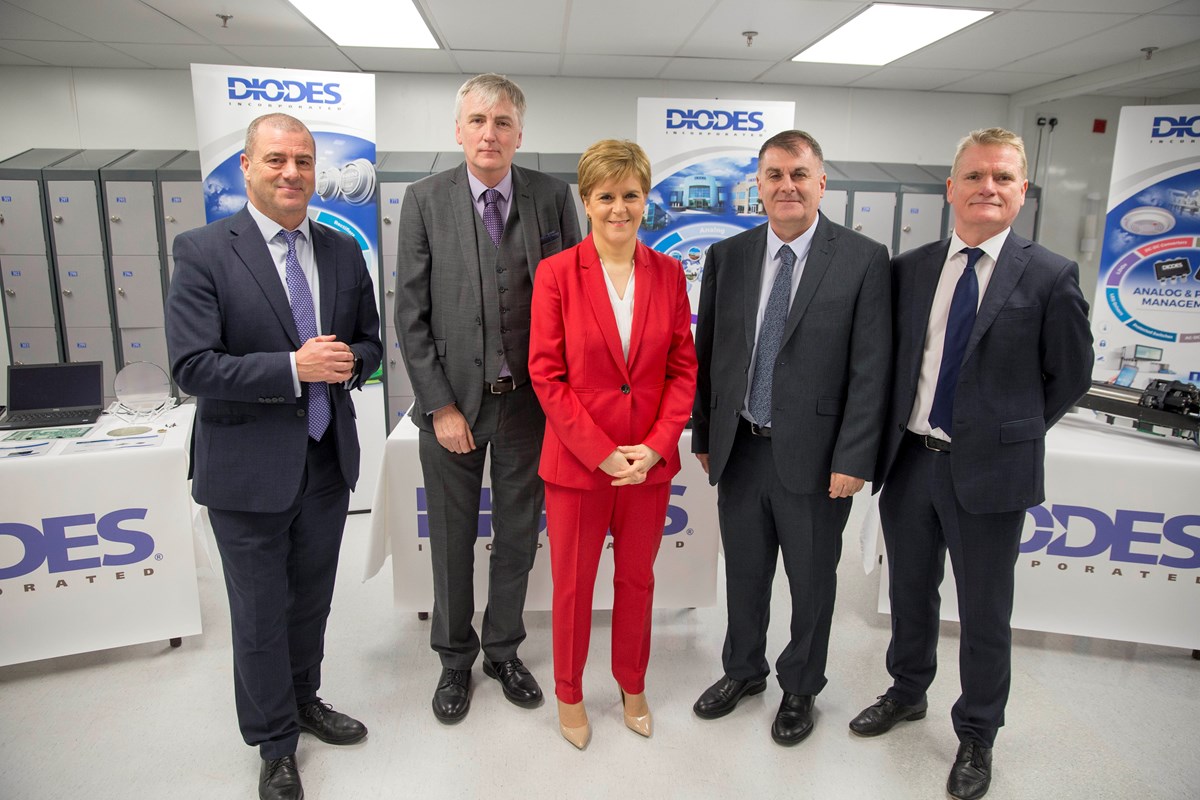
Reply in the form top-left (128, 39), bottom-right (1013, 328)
top-left (483, 188), bottom-right (502, 206)
top-left (961, 247), bottom-right (984, 270)
top-left (779, 244), bottom-right (796, 268)
top-left (280, 229), bottom-right (302, 249)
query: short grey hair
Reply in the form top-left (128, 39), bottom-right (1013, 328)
top-left (952, 127), bottom-right (1027, 179)
top-left (454, 73), bottom-right (526, 129)
top-left (244, 113), bottom-right (314, 158)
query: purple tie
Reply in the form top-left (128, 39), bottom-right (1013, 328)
top-left (281, 229), bottom-right (331, 441)
top-left (929, 247), bottom-right (983, 437)
top-left (482, 188), bottom-right (504, 247)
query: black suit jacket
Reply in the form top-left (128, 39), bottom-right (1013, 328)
top-left (693, 214), bottom-right (892, 493)
top-left (877, 231), bottom-right (1093, 513)
top-left (166, 206), bottom-right (382, 513)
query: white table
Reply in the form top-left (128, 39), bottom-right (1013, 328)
top-left (874, 411), bottom-right (1200, 651)
top-left (0, 405), bottom-right (201, 666)
top-left (364, 415), bottom-right (719, 611)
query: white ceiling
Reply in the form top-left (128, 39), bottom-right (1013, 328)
top-left (1, 0), bottom-right (1198, 101)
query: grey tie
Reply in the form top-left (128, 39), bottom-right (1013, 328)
top-left (748, 244), bottom-right (796, 427)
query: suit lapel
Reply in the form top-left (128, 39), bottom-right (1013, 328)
top-left (229, 208), bottom-right (300, 347)
top-left (781, 214), bottom-right (833, 345)
top-left (310, 221), bottom-right (337, 335)
top-left (449, 164), bottom-right (484, 311)
top-left (511, 165), bottom-right (543, 281)
top-left (580, 236), bottom-right (631, 380)
top-left (626, 242), bottom-right (653, 368)
top-left (742, 225), bottom-right (768, 356)
top-left (963, 233), bottom-right (1030, 365)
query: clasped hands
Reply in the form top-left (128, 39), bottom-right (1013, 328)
top-left (600, 445), bottom-right (661, 486)
top-left (296, 335), bottom-right (355, 384)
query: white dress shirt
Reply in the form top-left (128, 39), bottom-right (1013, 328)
top-left (907, 227), bottom-right (1011, 440)
top-left (601, 260), bottom-right (635, 362)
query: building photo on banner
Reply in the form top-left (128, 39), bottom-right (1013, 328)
top-left (3, 3), bottom-right (1200, 794)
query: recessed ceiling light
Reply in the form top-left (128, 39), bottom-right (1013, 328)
top-left (286, 0), bottom-right (439, 49)
top-left (792, 3), bottom-right (991, 67)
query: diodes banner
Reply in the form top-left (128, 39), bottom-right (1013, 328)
top-left (1092, 105), bottom-right (1200, 389)
top-left (189, 63), bottom-right (379, 298)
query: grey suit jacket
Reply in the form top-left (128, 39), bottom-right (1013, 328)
top-left (877, 231), bottom-right (1093, 514)
top-left (394, 162), bottom-right (581, 430)
top-left (166, 206), bottom-right (382, 513)
top-left (693, 214), bottom-right (892, 494)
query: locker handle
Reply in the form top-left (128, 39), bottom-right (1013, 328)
top-left (117, 288), bottom-right (126, 296)
top-left (53, 215), bottom-right (64, 223)
top-left (386, 289), bottom-right (394, 296)
top-left (854, 225), bottom-right (862, 231)
top-left (0, 213), bottom-right (4, 224)
top-left (383, 216), bottom-right (392, 225)
top-left (110, 215), bottom-right (121, 222)
top-left (166, 215), bottom-right (176, 223)
top-left (902, 225), bottom-right (912, 233)
top-left (62, 289), bottom-right (73, 297)
top-left (4, 288), bottom-right (14, 297)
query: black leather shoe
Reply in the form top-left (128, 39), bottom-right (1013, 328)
top-left (483, 657), bottom-right (543, 708)
top-left (771, 693), bottom-right (815, 746)
top-left (432, 667), bottom-right (471, 723)
top-left (848, 694), bottom-right (928, 737)
top-left (693, 675), bottom-right (768, 720)
top-left (297, 698), bottom-right (367, 745)
top-left (259, 754), bottom-right (303, 800)
top-left (947, 740), bottom-right (993, 800)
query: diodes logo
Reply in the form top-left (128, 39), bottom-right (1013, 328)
top-left (666, 109), bottom-right (764, 132)
top-left (415, 485), bottom-right (689, 537)
top-left (227, 77), bottom-right (343, 104)
top-left (1150, 115), bottom-right (1200, 139)
top-left (0, 509), bottom-right (155, 580)
top-left (1021, 504), bottom-right (1200, 569)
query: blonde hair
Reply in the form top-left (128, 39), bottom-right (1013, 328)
top-left (577, 139), bottom-right (651, 202)
top-left (953, 127), bottom-right (1027, 179)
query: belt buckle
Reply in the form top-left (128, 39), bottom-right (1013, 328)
top-left (489, 376), bottom-right (515, 395)
top-left (749, 421), bottom-right (772, 438)
top-left (921, 434), bottom-right (949, 453)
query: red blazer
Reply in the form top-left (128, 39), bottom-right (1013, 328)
top-left (530, 235), bottom-right (698, 490)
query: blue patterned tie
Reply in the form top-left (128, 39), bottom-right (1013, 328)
top-left (482, 189), bottom-right (503, 246)
top-left (929, 246), bottom-right (984, 437)
top-left (748, 244), bottom-right (796, 427)
top-left (281, 229), bottom-right (331, 441)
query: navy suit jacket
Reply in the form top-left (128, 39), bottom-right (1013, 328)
top-left (166, 206), bottom-right (382, 513)
top-left (692, 213), bottom-right (892, 493)
top-left (877, 231), bottom-right (1093, 514)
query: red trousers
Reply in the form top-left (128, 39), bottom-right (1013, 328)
top-left (545, 480), bottom-right (670, 704)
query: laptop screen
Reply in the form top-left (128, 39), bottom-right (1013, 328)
top-left (7, 362), bottom-right (104, 411)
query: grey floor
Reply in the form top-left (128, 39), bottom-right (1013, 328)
top-left (2, 504), bottom-right (1197, 800)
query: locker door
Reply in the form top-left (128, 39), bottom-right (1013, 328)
top-left (160, 181), bottom-right (205, 254)
top-left (0, 180), bottom-right (47, 254)
top-left (57, 256), bottom-right (112, 327)
top-left (105, 181), bottom-right (159, 255)
top-left (898, 193), bottom-right (944, 252)
top-left (46, 181), bottom-right (104, 255)
top-left (2, 255), bottom-right (55, 327)
top-left (8, 327), bottom-right (59, 364)
top-left (379, 182), bottom-right (409, 257)
top-left (65, 327), bottom-right (117, 398)
top-left (120, 327), bottom-right (169, 373)
top-left (849, 191), bottom-right (897, 256)
top-left (821, 189), bottom-right (848, 226)
top-left (384, 326), bottom-right (413, 397)
top-left (1014, 197), bottom-right (1039, 240)
top-left (111, 255), bottom-right (164, 328)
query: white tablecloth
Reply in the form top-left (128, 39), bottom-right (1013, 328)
top-left (0, 405), bottom-right (201, 665)
top-left (872, 411), bottom-right (1200, 650)
top-left (364, 415), bottom-right (719, 611)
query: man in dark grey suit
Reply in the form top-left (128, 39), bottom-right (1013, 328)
top-left (847, 128), bottom-right (1092, 800)
top-left (395, 73), bottom-right (581, 723)
top-left (691, 130), bottom-right (891, 745)
top-left (167, 113), bottom-right (381, 800)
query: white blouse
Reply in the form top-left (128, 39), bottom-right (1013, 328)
top-left (601, 261), bottom-right (635, 362)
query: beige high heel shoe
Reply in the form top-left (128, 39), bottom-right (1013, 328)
top-left (620, 688), bottom-right (652, 738)
top-left (557, 699), bottom-right (591, 750)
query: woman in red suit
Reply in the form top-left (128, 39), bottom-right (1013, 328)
top-left (529, 139), bottom-right (697, 749)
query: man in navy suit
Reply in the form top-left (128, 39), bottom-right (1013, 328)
top-left (167, 113), bottom-right (381, 800)
top-left (848, 128), bottom-right (1092, 800)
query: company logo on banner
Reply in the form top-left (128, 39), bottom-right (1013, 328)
top-left (189, 63), bottom-right (379, 323)
top-left (1, 508), bottom-right (159, 590)
top-left (1021, 503), bottom-right (1200, 575)
top-left (637, 98), bottom-right (796, 323)
top-left (1092, 104), bottom-right (1200, 389)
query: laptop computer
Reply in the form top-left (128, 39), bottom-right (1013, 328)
top-left (0, 362), bottom-right (105, 430)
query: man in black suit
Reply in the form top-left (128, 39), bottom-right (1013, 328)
top-left (167, 113), bottom-right (381, 800)
top-left (395, 74), bottom-right (581, 723)
top-left (691, 129), bottom-right (891, 745)
top-left (847, 128), bottom-right (1092, 800)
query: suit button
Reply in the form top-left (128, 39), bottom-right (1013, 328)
top-left (621, 384), bottom-right (630, 394)
top-left (474, 358), bottom-right (482, 366)
top-left (475, 316), bottom-right (481, 325)
top-left (297, 409), bottom-right (306, 417)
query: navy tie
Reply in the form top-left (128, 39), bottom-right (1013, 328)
top-left (281, 229), bottom-right (331, 442)
top-left (482, 188), bottom-right (504, 247)
top-left (748, 244), bottom-right (796, 427)
top-left (929, 246), bottom-right (984, 437)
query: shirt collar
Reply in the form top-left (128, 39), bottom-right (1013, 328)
top-left (948, 227), bottom-right (1010, 266)
top-left (246, 201), bottom-right (312, 244)
top-left (766, 218), bottom-right (818, 264)
top-left (467, 168), bottom-right (513, 204)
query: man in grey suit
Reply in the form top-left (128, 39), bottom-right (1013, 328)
top-left (691, 129), bottom-right (891, 745)
top-left (395, 73), bottom-right (581, 723)
top-left (167, 113), bottom-right (381, 800)
top-left (848, 128), bottom-right (1092, 800)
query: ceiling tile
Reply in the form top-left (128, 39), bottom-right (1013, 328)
top-left (6, 0), bottom-right (206, 44)
top-left (140, 0), bottom-right (332, 47)
top-left (658, 58), bottom-right (778, 82)
top-left (1003, 14), bottom-right (1200, 74)
top-left (1155, 1), bottom-right (1200, 14)
top-left (758, 61), bottom-right (877, 86)
top-left (938, 70), bottom-right (1070, 94)
top-left (0, 43), bottom-right (48, 65)
top-left (679, 0), bottom-right (860, 60)
top-left (221, 45), bottom-right (361, 72)
top-left (427, 0), bottom-right (567, 52)
top-left (1018, 0), bottom-right (1178, 12)
top-left (0, 1), bottom-right (87, 41)
top-left (560, 54), bottom-right (670, 79)
top-left (450, 50), bottom-right (561, 76)
top-left (850, 67), bottom-right (980, 92)
top-left (0, 40), bottom-right (151, 67)
top-left (107, 43), bottom-right (245, 70)
top-left (341, 47), bottom-right (460, 73)
top-left (566, 0), bottom-right (716, 57)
